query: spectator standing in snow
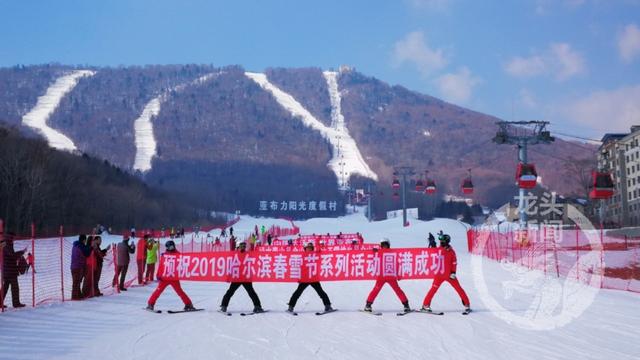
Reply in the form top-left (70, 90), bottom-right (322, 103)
top-left (146, 238), bottom-right (159, 282)
top-left (228, 235), bottom-right (236, 252)
top-left (136, 234), bottom-right (149, 285)
top-left (1, 232), bottom-right (26, 308)
top-left (113, 235), bottom-right (135, 291)
top-left (88, 235), bottom-right (110, 297)
top-left (26, 252), bottom-right (35, 274)
top-left (428, 232), bottom-right (437, 248)
top-left (70, 234), bottom-right (91, 300)
top-left (81, 235), bottom-right (95, 297)
top-left (267, 233), bottom-right (273, 246)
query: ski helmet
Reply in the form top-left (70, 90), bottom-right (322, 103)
top-left (380, 238), bottom-right (391, 248)
top-left (165, 240), bottom-right (176, 251)
top-left (438, 233), bottom-right (451, 245)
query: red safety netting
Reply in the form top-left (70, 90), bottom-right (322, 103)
top-left (0, 233), bottom-right (136, 311)
top-left (0, 217), bottom-right (243, 313)
top-left (467, 227), bottom-right (640, 293)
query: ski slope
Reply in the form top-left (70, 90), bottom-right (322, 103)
top-left (245, 72), bottom-right (377, 188)
top-left (21, 70), bottom-right (95, 151)
top-left (0, 211), bottom-right (638, 360)
top-left (132, 73), bottom-right (219, 172)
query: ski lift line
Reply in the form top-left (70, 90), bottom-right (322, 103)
top-left (550, 131), bottom-right (601, 143)
top-left (528, 147), bottom-right (579, 165)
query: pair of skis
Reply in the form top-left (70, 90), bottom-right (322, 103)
top-left (217, 310), bottom-right (269, 316)
top-left (286, 309), bottom-right (338, 316)
top-left (218, 309), bottom-right (338, 316)
top-left (144, 308), bottom-right (204, 314)
top-left (360, 308), bottom-right (471, 316)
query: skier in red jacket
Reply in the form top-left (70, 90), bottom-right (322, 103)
top-left (146, 240), bottom-right (195, 312)
top-left (364, 238), bottom-right (411, 313)
top-left (421, 233), bottom-right (471, 314)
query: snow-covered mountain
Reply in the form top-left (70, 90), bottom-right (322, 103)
top-left (0, 64), bottom-right (595, 213)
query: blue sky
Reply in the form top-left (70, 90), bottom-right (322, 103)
top-left (1, 0), bottom-right (639, 139)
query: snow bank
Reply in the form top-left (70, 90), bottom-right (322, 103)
top-left (245, 72), bottom-right (378, 189)
top-left (132, 73), bottom-right (218, 172)
top-left (21, 70), bottom-right (95, 151)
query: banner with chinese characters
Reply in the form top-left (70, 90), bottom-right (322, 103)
top-left (256, 244), bottom-right (378, 252)
top-left (157, 248), bottom-right (450, 282)
top-left (270, 234), bottom-right (363, 247)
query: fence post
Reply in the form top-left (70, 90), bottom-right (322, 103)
top-left (509, 229), bottom-right (516, 264)
top-left (60, 226), bottom-right (64, 302)
top-left (0, 218), bottom-right (4, 313)
top-left (553, 238), bottom-right (560, 278)
top-left (31, 223), bottom-right (35, 308)
top-left (600, 226), bottom-right (605, 289)
top-left (113, 246), bottom-right (120, 294)
top-left (543, 227), bottom-right (547, 275)
top-left (575, 229), bottom-right (579, 282)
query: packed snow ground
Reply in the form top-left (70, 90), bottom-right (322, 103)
top-left (1, 211), bottom-right (638, 360)
top-left (245, 72), bottom-right (378, 187)
top-left (21, 70), bottom-right (95, 151)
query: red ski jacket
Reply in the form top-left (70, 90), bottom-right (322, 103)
top-left (136, 239), bottom-right (148, 260)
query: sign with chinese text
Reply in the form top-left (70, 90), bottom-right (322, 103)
top-left (157, 248), bottom-right (450, 282)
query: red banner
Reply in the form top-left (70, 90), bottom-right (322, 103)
top-left (256, 244), bottom-right (377, 252)
top-left (157, 248), bottom-right (450, 282)
top-left (271, 233), bottom-right (364, 247)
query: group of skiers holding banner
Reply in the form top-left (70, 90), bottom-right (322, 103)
top-left (145, 232), bottom-right (471, 315)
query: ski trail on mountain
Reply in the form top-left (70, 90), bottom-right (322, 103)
top-left (133, 73), bottom-right (219, 172)
top-left (323, 71), bottom-right (346, 131)
top-left (21, 70), bottom-right (96, 151)
top-left (245, 71), bottom-right (378, 188)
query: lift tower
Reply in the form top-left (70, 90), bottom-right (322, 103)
top-left (493, 121), bottom-right (555, 226)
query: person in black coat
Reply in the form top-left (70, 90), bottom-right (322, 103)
top-left (220, 241), bottom-right (263, 313)
top-left (1, 232), bottom-right (26, 308)
top-left (428, 232), bottom-right (437, 248)
top-left (287, 242), bottom-right (333, 313)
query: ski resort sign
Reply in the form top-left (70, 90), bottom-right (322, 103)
top-left (157, 248), bottom-right (451, 282)
top-left (258, 200), bottom-right (338, 212)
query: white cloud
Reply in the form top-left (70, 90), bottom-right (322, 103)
top-left (434, 67), bottom-right (481, 103)
top-left (504, 43), bottom-right (586, 81)
top-left (392, 31), bottom-right (448, 76)
top-left (535, 0), bottom-right (586, 14)
top-left (618, 23), bottom-right (640, 63)
top-left (519, 88), bottom-right (538, 109)
top-left (407, 0), bottom-right (452, 10)
top-left (563, 85), bottom-right (640, 133)
top-left (504, 55), bottom-right (546, 78)
top-left (550, 43), bottom-right (586, 80)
